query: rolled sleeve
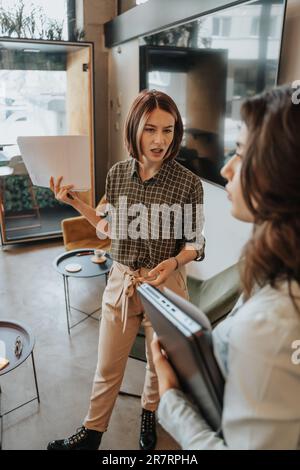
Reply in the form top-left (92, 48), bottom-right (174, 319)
top-left (105, 169), bottom-right (112, 204)
top-left (183, 177), bottom-right (205, 261)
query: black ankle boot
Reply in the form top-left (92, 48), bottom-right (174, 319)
top-left (47, 426), bottom-right (102, 450)
top-left (139, 409), bottom-right (157, 451)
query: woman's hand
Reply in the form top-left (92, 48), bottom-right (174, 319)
top-left (50, 176), bottom-right (78, 206)
top-left (138, 258), bottom-right (177, 287)
top-left (151, 334), bottom-right (180, 397)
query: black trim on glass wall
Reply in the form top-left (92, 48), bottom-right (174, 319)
top-left (117, 0), bottom-right (124, 15)
top-left (105, 0), bottom-right (285, 47)
top-left (105, 0), bottom-right (254, 47)
top-left (0, 50), bottom-right (67, 70)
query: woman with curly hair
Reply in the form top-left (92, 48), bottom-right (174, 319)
top-left (152, 85), bottom-right (300, 450)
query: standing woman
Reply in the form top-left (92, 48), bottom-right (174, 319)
top-left (152, 85), bottom-right (300, 450)
top-left (47, 90), bottom-right (205, 450)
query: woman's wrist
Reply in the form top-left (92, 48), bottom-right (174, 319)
top-left (72, 197), bottom-right (82, 210)
top-left (172, 256), bottom-right (179, 271)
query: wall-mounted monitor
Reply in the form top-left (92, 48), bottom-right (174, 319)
top-left (140, 0), bottom-right (287, 186)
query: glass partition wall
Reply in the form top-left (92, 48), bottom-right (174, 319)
top-left (0, 39), bottom-right (94, 244)
top-left (140, 0), bottom-right (286, 186)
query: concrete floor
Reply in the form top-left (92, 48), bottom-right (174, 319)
top-left (0, 240), bottom-right (179, 450)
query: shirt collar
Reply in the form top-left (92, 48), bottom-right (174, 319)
top-left (130, 157), bottom-right (139, 178)
top-left (130, 157), bottom-right (174, 183)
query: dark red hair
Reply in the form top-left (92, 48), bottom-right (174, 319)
top-left (124, 89), bottom-right (183, 161)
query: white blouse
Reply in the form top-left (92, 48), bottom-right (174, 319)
top-left (158, 282), bottom-right (300, 450)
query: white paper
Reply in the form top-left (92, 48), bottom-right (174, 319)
top-left (17, 135), bottom-right (91, 191)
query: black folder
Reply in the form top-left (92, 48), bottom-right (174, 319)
top-left (137, 283), bottom-right (224, 432)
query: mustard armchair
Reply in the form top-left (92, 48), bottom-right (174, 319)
top-left (61, 195), bottom-right (111, 252)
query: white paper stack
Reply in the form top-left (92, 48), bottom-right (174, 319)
top-left (17, 135), bottom-right (91, 191)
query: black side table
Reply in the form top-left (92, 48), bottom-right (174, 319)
top-left (0, 320), bottom-right (40, 450)
top-left (53, 249), bottom-right (113, 334)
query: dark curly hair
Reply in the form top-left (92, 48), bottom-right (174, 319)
top-left (239, 85), bottom-right (300, 306)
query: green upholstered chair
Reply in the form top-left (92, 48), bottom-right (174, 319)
top-left (187, 262), bottom-right (241, 327)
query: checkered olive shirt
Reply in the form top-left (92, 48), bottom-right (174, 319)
top-left (104, 158), bottom-right (204, 270)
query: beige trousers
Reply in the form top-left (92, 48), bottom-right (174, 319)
top-left (84, 261), bottom-right (189, 432)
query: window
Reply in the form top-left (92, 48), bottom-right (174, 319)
top-left (250, 17), bottom-right (260, 36)
top-left (0, 0), bottom-right (70, 40)
top-left (0, 68), bottom-right (67, 143)
top-left (212, 17), bottom-right (231, 37)
top-left (269, 16), bottom-right (279, 38)
top-left (0, 40), bottom-right (93, 244)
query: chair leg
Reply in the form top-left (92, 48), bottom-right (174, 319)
top-left (119, 333), bottom-right (147, 399)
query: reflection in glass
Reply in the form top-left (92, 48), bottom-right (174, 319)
top-left (0, 40), bottom-right (93, 244)
top-left (140, 0), bottom-right (286, 186)
top-left (0, 70), bottom-right (66, 143)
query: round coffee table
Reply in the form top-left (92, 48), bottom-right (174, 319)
top-left (53, 248), bottom-right (113, 334)
top-left (0, 320), bottom-right (40, 449)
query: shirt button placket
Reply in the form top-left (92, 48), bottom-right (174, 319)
top-left (138, 182), bottom-right (147, 266)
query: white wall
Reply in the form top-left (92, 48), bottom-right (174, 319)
top-left (188, 180), bottom-right (252, 280)
top-left (108, 40), bottom-right (140, 168)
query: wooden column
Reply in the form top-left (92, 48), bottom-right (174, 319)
top-left (82, 0), bottom-right (117, 203)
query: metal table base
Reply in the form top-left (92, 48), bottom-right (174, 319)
top-left (63, 273), bottom-right (108, 335)
top-left (0, 351), bottom-right (40, 450)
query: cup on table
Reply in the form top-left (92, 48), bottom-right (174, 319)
top-left (94, 249), bottom-right (105, 260)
